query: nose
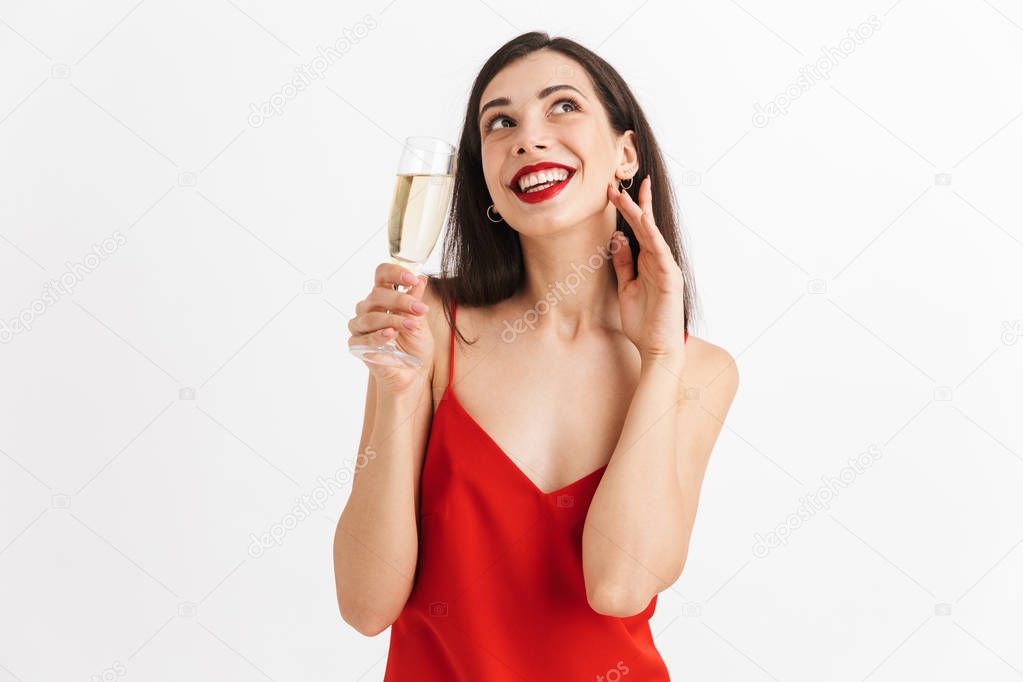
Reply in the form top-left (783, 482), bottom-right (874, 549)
top-left (510, 116), bottom-right (549, 155)
top-left (515, 141), bottom-right (546, 155)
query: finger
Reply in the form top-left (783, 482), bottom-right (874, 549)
top-left (374, 261), bottom-right (418, 289)
top-left (609, 230), bottom-right (634, 292)
top-left (637, 176), bottom-right (661, 242)
top-left (639, 211), bottom-right (674, 270)
top-left (610, 182), bottom-right (650, 251)
top-left (349, 311), bottom-right (422, 336)
top-left (407, 273), bottom-right (428, 301)
top-left (348, 327), bottom-right (397, 348)
top-left (632, 176), bottom-right (672, 260)
top-left (356, 289), bottom-right (429, 316)
top-left (608, 182), bottom-right (643, 236)
top-left (639, 175), bottom-right (653, 217)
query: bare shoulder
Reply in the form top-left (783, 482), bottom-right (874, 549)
top-left (679, 334), bottom-right (740, 418)
top-left (672, 334), bottom-right (739, 496)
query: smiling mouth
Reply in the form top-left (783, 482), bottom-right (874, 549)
top-left (510, 168), bottom-right (577, 204)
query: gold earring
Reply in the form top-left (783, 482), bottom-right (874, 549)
top-left (619, 175), bottom-right (634, 191)
top-left (486, 204), bottom-right (503, 223)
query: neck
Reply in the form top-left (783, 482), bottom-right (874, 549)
top-left (513, 209), bottom-right (620, 339)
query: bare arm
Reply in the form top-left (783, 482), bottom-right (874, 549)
top-left (582, 341), bottom-right (739, 617)
top-left (333, 266), bottom-right (437, 635)
top-left (333, 374), bottom-right (433, 635)
top-left (585, 177), bottom-right (740, 616)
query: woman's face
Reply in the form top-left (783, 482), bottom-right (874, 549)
top-left (478, 50), bottom-right (637, 235)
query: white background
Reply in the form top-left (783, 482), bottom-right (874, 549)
top-left (2, 0), bottom-right (1022, 680)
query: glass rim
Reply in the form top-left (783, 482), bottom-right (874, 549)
top-left (404, 136), bottom-right (456, 156)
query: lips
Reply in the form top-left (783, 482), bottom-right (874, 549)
top-left (508, 161), bottom-right (577, 204)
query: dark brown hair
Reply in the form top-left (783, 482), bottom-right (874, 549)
top-left (430, 31), bottom-right (698, 346)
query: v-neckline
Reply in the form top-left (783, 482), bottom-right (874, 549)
top-left (441, 384), bottom-right (608, 497)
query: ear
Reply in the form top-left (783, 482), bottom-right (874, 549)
top-left (615, 130), bottom-right (640, 179)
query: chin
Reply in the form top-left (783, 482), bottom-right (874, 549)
top-left (511, 210), bottom-right (582, 235)
top-left (507, 193), bottom-right (604, 235)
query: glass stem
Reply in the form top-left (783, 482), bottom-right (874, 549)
top-left (383, 258), bottom-right (423, 349)
top-left (389, 256), bottom-right (422, 294)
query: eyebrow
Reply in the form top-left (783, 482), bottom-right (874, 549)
top-left (478, 84), bottom-right (588, 124)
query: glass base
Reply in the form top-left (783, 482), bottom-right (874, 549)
top-left (350, 340), bottom-right (423, 369)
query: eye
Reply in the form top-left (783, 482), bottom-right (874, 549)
top-left (483, 97), bottom-right (583, 134)
top-left (551, 97), bottom-right (582, 115)
top-left (484, 113), bottom-right (514, 132)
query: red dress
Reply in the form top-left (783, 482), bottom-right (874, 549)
top-left (383, 300), bottom-right (687, 681)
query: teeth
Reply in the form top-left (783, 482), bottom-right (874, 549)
top-left (525, 181), bottom-right (557, 193)
top-left (517, 168), bottom-right (570, 192)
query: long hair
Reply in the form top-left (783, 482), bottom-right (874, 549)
top-left (430, 31), bottom-right (699, 346)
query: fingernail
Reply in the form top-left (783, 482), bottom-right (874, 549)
top-left (411, 301), bottom-right (428, 314)
top-left (401, 272), bottom-right (414, 285)
top-left (402, 319), bottom-right (418, 330)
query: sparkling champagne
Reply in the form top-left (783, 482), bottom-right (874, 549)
top-left (387, 173), bottom-right (455, 265)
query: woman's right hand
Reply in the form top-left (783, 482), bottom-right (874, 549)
top-left (348, 262), bottom-right (434, 395)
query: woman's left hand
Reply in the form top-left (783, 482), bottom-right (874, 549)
top-left (607, 175), bottom-right (687, 367)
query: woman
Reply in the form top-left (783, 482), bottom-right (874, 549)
top-left (335, 31), bottom-right (739, 680)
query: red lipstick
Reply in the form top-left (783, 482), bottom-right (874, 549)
top-left (508, 162), bottom-right (576, 204)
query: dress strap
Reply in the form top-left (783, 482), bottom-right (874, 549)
top-left (447, 300), bottom-right (457, 390)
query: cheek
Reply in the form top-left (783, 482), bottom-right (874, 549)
top-left (567, 129), bottom-right (613, 180)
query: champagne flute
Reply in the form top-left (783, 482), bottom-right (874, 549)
top-left (349, 136), bottom-right (456, 368)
